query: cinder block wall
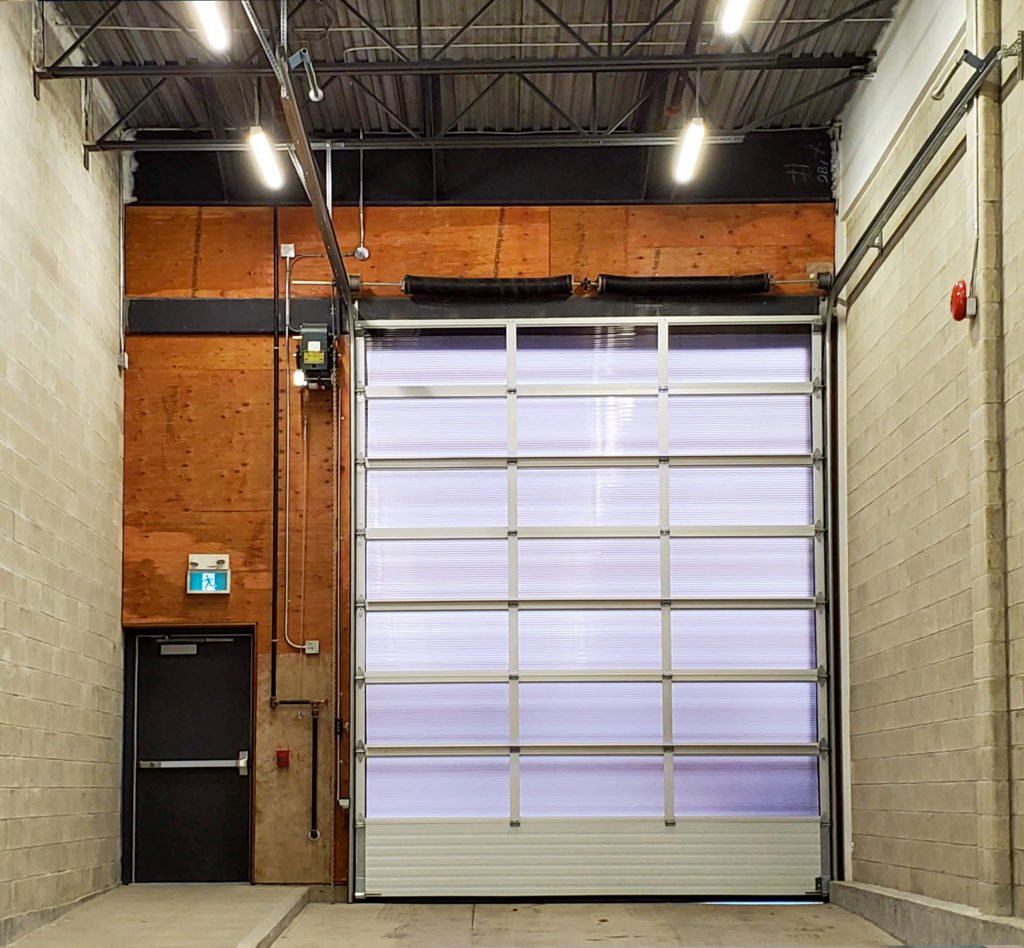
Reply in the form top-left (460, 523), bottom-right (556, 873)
top-left (0, 5), bottom-right (124, 944)
top-left (836, 0), bottom-right (1024, 933)
top-left (1002, 0), bottom-right (1024, 915)
top-left (835, 0), bottom-right (981, 910)
top-left (842, 138), bottom-right (976, 903)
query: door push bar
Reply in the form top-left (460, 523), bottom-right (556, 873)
top-left (139, 750), bottom-right (249, 776)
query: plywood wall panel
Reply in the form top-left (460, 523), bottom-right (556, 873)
top-left (127, 203), bottom-right (834, 302)
top-left (548, 206), bottom-right (629, 277)
top-left (122, 334), bottom-right (349, 887)
top-left (125, 207), bottom-right (199, 297)
top-left (193, 207), bottom-right (275, 297)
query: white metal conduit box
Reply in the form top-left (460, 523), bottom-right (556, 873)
top-left (187, 553), bottom-right (230, 594)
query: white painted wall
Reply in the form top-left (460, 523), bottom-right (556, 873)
top-left (836, 0), bottom-right (965, 222)
top-left (0, 5), bottom-right (124, 944)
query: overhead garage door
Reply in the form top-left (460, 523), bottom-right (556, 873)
top-left (352, 314), bottom-right (829, 897)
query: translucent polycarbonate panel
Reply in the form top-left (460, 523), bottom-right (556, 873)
top-left (366, 612), bottom-right (509, 672)
top-left (366, 330), bottom-right (506, 386)
top-left (519, 611), bottom-right (662, 670)
top-left (519, 539), bottom-right (661, 599)
top-left (518, 468), bottom-right (659, 527)
top-left (517, 326), bottom-right (658, 385)
top-left (668, 396), bottom-right (811, 455)
top-left (670, 538), bottom-right (814, 599)
top-left (366, 540), bottom-right (507, 601)
top-left (672, 682), bottom-right (817, 743)
top-left (669, 467), bottom-right (813, 526)
top-left (672, 610), bottom-right (816, 670)
top-left (367, 757), bottom-right (511, 818)
top-left (667, 331), bottom-right (811, 383)
top-left (367, 469), bottom-right (507, 528)
top-left (366, 683), bottom-right (509, 746)
top-left (517, 397), bottom-right (658, 457)
top-left (674, 756), bottom-right (818, 816)
top-left (367, 398), bottom-right (507, 458)
top-left (520, 683), bottom-right (663, 745)
top-left (520, 756), bottom-right (664, 817)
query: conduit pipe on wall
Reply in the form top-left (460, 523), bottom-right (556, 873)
top-left (271, 209), bottom-right (281, 706)
top-left (969, 0), bottom-right (1012, 917)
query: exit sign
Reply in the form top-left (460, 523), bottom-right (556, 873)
top-left (186, 554), bottom-right (231, 594)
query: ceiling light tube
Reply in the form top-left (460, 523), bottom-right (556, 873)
top-left (720, 0), bottom-right (751, 35)
top-left (673, 117), bottom-right (706, 184)
top-left (249, 127), bottom-right (284, 189)
top-left (192, 1), bottom-right (229, 52)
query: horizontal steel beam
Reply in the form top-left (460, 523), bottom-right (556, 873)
top-left (89, 132), bottom-right (749, 152)
top-left (41, 51), bottom-right (870, 80)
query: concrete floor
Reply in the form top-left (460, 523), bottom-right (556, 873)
top-left (9, 884), bottom-right (308, 948)
top-left (273, 901), bottom-right (901, 947)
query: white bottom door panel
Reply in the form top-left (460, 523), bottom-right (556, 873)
top-left (361, 819), bottom-right (822, 897)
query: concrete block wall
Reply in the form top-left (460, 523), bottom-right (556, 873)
top-left (841, 132), bottom-right (977, 905)
top-left (0, 4), bottom-right (124, 944)
top-left (1002, 0), bottom-right (1024, 913)
top-left (836, 0), bottom-right (1024, 935)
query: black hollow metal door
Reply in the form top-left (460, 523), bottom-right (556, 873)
top-left (131, 633), bottom-right (252, 882)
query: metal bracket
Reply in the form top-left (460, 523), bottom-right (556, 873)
top-left (818, 737), bottom-right (830, 754)
top-left (287, 47), bottom-right (325, 102)
top-left (1004, 31), bottom-right (1024, 83)
top-left (354, 667), bottom-right (365, 685)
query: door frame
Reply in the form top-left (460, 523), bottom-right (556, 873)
top-left (121, 624), bottom-right (256, 884)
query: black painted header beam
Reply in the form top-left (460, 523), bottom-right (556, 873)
top-left (39, 51), bottom-right (871, 80)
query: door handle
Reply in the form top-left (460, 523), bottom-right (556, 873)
top-left (138, 752), bottom-right (251, 776)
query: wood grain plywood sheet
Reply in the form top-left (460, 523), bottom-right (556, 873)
top-left (549, 206), bottom-right (628, 277)
top-left (194, 207), bottom-right (275, 297)
top-left (125, 207), bottom-right (199, 297)
top-left (127, 204), bottom-right (834, 300)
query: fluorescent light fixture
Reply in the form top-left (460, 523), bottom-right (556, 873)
top-left (192, 1), bottom-right (229, 51)
top-left (673, 117), bottom-right (706, 184)
top-left (720, 0), bottom-right (751, 35)
top-left (293, 369), bottom-right (307, 387)
top-left (248, 127), bottom-right (284, 189)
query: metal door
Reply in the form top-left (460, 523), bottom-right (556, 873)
top-left (127, 632), bottom-right (253, 882)
top-left (352, 314), bottom-right (830, 897)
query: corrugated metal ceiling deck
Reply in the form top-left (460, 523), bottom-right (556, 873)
top-left (47, 0), bottom-right (896, 142)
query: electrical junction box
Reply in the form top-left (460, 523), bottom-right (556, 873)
top-left (186, 553), bottom-right (230, 594)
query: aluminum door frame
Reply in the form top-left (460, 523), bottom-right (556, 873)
top-left (349, 309), bottom-right (831, 898)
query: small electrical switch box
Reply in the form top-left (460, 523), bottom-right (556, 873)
top-left (304, 639), bottom-right (320, 655)
top-left (276, 749), bottom-right (290, 768)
